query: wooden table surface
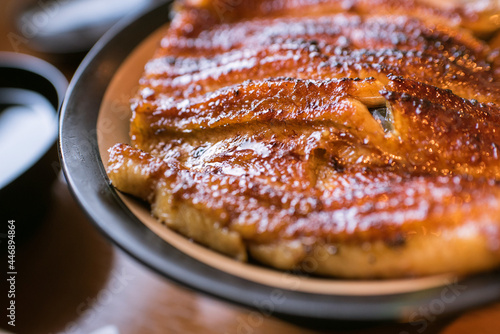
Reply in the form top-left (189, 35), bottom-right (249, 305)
top-left (1, 1), bottom-right (500, 333)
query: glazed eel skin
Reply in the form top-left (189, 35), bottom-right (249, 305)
top-left (107, 0), bottom-right (500, 278)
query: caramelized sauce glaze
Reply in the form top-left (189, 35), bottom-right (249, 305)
top-left (107, 0), bottom-right (500, 276)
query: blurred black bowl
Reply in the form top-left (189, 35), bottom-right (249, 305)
top-left (0, 52), bottom-right (67, 240)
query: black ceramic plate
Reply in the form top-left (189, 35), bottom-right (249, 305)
top-left (59, 0), bottom-right (500, 323)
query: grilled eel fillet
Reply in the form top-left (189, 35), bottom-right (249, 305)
top-left (107, 0), bottom-right (500, 278)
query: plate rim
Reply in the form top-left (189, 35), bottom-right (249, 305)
top-left (58, 0), bottom-right (500, 322)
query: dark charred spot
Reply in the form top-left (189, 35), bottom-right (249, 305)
top-left (330, 157), bottom-right (345, 172)
top-left (312, 148), bottom-right (327, 161)
top-left (386, 234), bottom-right (406, 248)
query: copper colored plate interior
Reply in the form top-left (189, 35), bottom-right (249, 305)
top-left (97, 23), bottom-right (457, 297)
